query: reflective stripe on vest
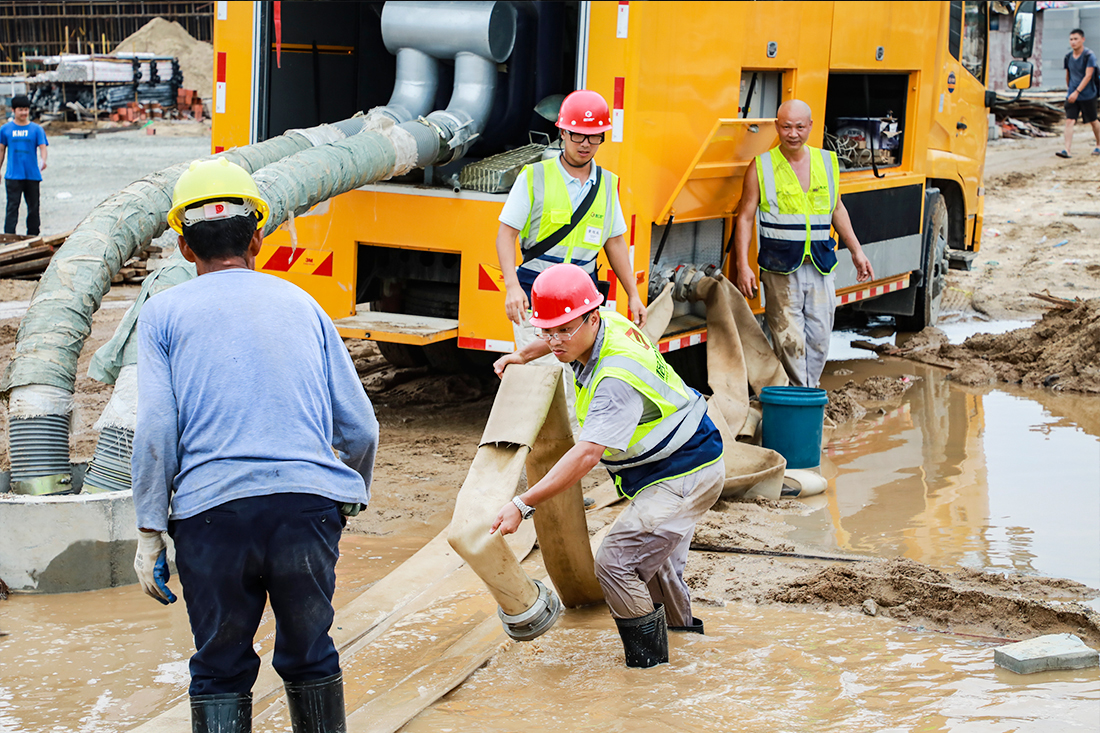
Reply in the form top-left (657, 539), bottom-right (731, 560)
top-left (755, 146), bottom-right (839, 275)
top-left (575, 312), bottom-right (708, 497)
top-left (516, 158), bottom-right (617, 280)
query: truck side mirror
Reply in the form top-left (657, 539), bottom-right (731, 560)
top-left (1012, 1), bottom-right (1036, 59)
top-left (1007, 60), bottom-right (1034, 90)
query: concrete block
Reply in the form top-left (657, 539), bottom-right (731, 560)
top-left (994, 633), bottom-right (1099, 674)
top-left (0, 487), bottom-right (138, 593)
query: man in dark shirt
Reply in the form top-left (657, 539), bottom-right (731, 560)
top-left (1057, 29), bottom-right (1100, 158)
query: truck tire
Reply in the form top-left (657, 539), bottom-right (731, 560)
top-left (897, 190), bottom-right (948, 332)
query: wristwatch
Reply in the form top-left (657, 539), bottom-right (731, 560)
top-left (512, 496), bottom-right (536, 520)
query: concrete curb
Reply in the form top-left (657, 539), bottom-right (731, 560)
top-left (0, 472), bottom-right (138, 593)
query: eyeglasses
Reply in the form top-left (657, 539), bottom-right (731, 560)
top-left (536, 315), bottom-right (590, 343)
top-left (566, 132), bottom-right (606, 145)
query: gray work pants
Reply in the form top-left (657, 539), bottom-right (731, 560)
top-left (594, 459), bottom-right (724, 627)
top-left (760, 262), bottom-right (837, 388)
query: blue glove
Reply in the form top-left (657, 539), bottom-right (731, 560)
top-left (135, 529), bottom-right (178, 604)
top-left (153, 551), bottom-right (178, 605)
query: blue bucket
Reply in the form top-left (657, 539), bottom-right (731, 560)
top-left (758, 386), bottom-right (829, 470)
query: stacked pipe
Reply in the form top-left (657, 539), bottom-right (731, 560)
top-left (4, 0), bottom-right (516, 495)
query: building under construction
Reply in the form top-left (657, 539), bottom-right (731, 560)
top-left (0, 1), bottom-right (211, 62)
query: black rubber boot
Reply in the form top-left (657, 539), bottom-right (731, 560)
top-left (669, 617), bottom-right (705, 634)
top-left (284, 672), bottom-right (347, 733)
top-left (190, 692), bottom-right (252, 733)
top-left (614, 603), bottom-right (669, 668)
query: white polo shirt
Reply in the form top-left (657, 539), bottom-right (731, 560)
top-left (498, 153), bottom-right (628, 237)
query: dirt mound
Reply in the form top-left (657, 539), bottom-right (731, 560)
top-left (111, 17), bottom-right (214, 101)
top-left (768, 557), bottom-right (1100, 645)
top-left (942, 299), bottom-right (1100, 392)
top-left (825, 375), bottom-right (916, 424)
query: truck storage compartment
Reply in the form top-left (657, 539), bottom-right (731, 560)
top-left (823, 73), bottom-right (909, 171)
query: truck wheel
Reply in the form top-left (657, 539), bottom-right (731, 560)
top-left (897, 190), bottom-right (948, 332)
top-left (377, 341), bottom-right (429, 368)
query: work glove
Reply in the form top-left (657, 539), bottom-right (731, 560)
top-left (134, 529), bottom-right (178, 605)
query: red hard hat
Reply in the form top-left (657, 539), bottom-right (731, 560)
top-left (556, 90), bottom-right (612, 134)
top-left (529, 264), bottom-right (604, 329)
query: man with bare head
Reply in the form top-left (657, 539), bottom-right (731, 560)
top-left (733, 99), bottom-right (873, 387)
top-left (1056, 28), bottom-right (1100, 158)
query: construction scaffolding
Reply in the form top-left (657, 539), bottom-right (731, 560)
top-left (0, 1), bottom-right (211, 61)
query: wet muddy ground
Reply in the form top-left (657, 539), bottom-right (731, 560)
top-left (2, 327), bottom-right (1098, 732)
top-left (2, 132), bottom-right (1099, 731)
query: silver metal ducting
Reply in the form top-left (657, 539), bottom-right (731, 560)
top-left (376, 0), bottom-right (517, 164)
top-left (381, 0), bottom-right (516, 63)
top-left (373, 48), bottom-right (440, 124)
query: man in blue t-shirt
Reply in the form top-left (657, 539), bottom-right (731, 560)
top-left (0, 95), bottom-right (48, 235)
top-left (1057, 29), bottom-right (1100, 158)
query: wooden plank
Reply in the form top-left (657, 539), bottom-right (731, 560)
top-left (0, 236), bottom-right (42, 256)
top-left (0, 243), bottom-right (55, 266)
top-left (0, 254), bottom-right (53, 278)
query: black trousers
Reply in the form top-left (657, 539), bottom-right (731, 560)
top-left (5, 178), bottom-right (40, 236)
top-left (168, 493), bottom-right (344, 696)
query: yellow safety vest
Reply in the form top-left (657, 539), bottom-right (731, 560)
top-left (515, 158), bottom-right (618, 285)
top-left (755, 145), bottom-right (840, 275)
top-left (575, 312), bottom-right (714, 499)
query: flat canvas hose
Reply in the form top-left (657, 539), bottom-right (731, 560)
top-left (453, 275), bottom-right (813, 642)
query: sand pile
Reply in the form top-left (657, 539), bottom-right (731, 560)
top-left (942, 299), bottom-right (1100, 392)
top-left (111, 17), bottom-right (214, 102)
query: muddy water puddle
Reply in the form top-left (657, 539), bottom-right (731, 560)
top-left (0, 534), bottom-right (426, 732)
top-left (407, 604), bottom-right (1099, 732)
top-left (816, 325), bottom-right (1100, 598)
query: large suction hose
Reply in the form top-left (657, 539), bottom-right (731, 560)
top-left (6, 0), bottom-right (519, 495)
top-left (3, 119), bottom-right (420, 494)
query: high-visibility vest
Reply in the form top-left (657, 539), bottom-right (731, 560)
top-left (515, 158), bottom-right (618, 289)
top-left (575, 312), bottom-right (720, 499)
top-left (754, 145), bottom-right (840, 275)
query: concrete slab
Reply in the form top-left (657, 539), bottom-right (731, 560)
top-left (994, 633), bottom-right (1100, 674)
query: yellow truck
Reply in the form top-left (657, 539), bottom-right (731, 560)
top-left (211, 0), bottom-right (1036, 374)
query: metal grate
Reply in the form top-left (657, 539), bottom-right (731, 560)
top-left (458, 143), bottom-right (546, 193)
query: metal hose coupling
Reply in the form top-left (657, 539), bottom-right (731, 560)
top-left (497, 579), bottom-right (562, 641)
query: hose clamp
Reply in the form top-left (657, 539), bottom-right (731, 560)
top-left (497, 578), bottom-right (562, 642)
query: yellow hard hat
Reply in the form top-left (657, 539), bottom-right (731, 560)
top-left (167, 158), bottom-right (270, 234)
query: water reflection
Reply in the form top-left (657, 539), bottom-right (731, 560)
top-left (802, 358), bottom-right (1100, 594)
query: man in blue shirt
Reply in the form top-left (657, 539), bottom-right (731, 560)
top-left (132, 158), bottom-right (378, 733)
top-left (1057, 29), bottom-right (1100, 158)
top-left (0, 95), bottom-right (48, 235)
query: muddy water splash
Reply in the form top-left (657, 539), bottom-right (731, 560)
top-left (405, 604), bottom-right (1100, 732)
